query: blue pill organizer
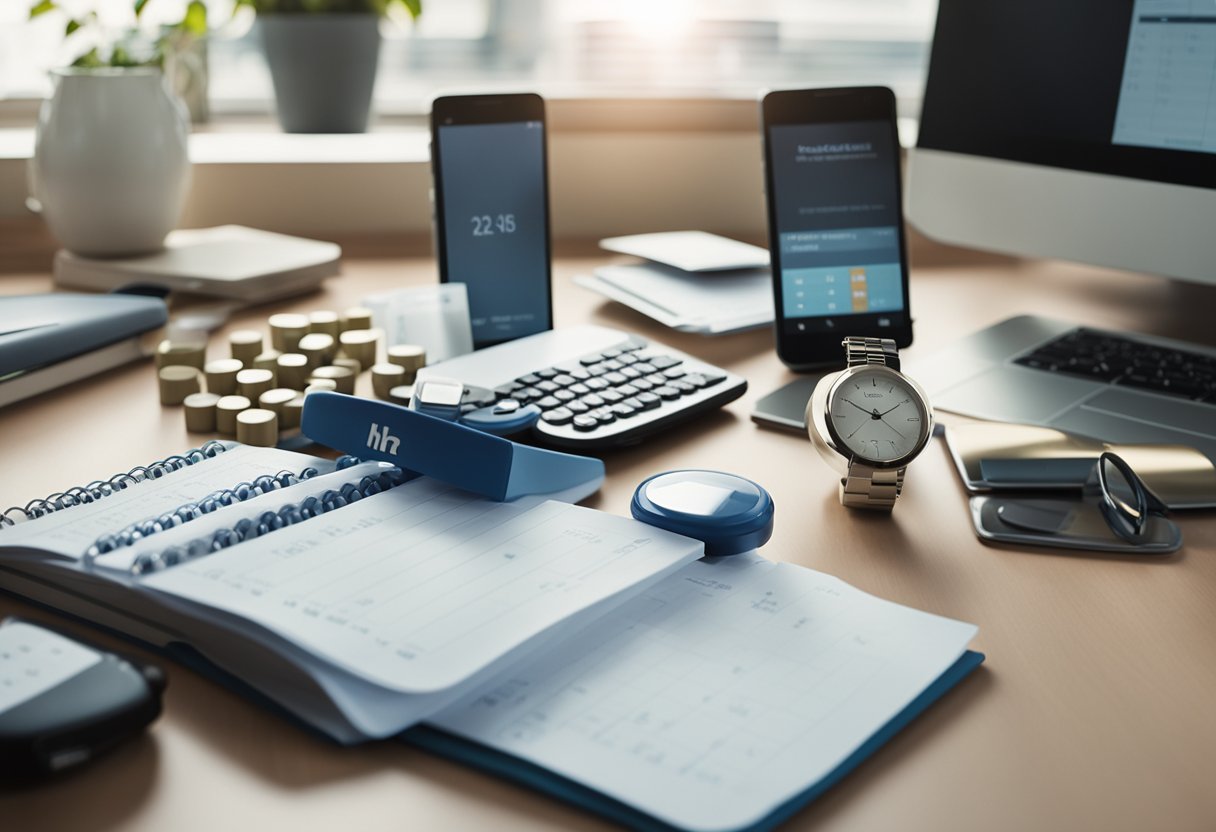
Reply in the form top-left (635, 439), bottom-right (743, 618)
top-left (630, 469), bottom-right (775, 557)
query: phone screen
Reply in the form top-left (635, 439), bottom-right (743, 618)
top-left (763, 89), bottom-right (912, 367)
top-left (434, 110), bottom-right (551, 347)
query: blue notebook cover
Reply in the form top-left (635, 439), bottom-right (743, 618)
top-left (403, 650), bottom-right (986, 832)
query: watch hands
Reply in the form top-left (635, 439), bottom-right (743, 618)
top-left (877, 400), bottom-right (908, 418)
top-left (878, 417), bottom-right (907, 439)
top-left (841, 398), bottom-right (873, 416)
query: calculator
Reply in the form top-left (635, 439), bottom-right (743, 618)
top-left (416, 325), bottom-right (747, 450)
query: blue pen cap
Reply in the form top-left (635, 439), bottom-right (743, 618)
top-left (630, 470), bottom-right (774, 557)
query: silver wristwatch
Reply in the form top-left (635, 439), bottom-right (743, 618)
top-left (806, 337), bottom-right (933, 511)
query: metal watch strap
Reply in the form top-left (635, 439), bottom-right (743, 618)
top-left (840, 336), bottom-right (904, 510)
top-left (843, 336), bottom-right (900, 372)
top-left (841, 461), bottom-right (905, 511)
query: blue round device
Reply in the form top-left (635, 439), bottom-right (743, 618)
top-left (630, 470), bottom-right (774, 557)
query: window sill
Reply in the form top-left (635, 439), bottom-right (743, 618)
top-left (0, 99), bottom-right (918, 240)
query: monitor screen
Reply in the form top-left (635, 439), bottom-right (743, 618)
top-left (911, 0), bottom-right (1216, 284)
top-left (918, 0), bottom-right (1216, 192)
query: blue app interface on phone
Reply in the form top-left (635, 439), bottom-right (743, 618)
top-left (438, 120), bottom-right (550, 345)
top-left (770, 121), bottom-right (908, 335)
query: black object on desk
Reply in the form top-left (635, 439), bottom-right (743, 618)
top-left (0, 617), bottom-right (166, 780)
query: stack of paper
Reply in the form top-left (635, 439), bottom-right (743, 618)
top-left (576, 231), bottom-right (775, 335)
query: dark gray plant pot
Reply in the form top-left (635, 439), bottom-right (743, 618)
top-left (260, 14), bottom-right (382, 133)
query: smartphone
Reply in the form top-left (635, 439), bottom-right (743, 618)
top-left (430, 93), bottom-right (553, 349)
top-left (761, 87), bottom-right (913, 369)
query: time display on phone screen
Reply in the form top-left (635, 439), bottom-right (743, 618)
top-left (470, 214), bottom-right (517, 236)
top-left (437, 119), bottom-right (548, 345)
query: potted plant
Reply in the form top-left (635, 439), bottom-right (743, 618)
top-left (237, 0), bottom-right (422, 134)
top-left (27, 1), bottom-right (208, 256)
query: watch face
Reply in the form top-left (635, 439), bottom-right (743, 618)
top-left (827, 367), bottom-right (928, 464)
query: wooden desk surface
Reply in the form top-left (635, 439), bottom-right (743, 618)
top-left (2, 249), bottom-right (1214, 832)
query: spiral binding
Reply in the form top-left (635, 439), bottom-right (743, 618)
top-left (84, 466), bottom-right (325, 560)
top-left (127, 465), bottom-right (410, 576)
top-left (0, 441), bottom-right (230, 530)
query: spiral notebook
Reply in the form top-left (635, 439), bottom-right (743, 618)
top-left (0, 440), bottom-right (696, 741)
top-left (0, 442), bottom-right (982, 831)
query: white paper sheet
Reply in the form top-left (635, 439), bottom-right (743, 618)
top-left (431, 555), bottom-right (978, 832)
top-left (143, 479), bottom-right (704, 694)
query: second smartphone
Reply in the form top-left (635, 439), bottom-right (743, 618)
top-left (761, 87), bottom-right (913, 369)
top-left (430, 93), bottom-right (553, 350)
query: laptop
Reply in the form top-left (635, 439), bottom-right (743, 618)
top-left (907, 315), bottom-right (1216, 465)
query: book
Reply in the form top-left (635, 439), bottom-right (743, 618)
top-left (0, 442), bottom-right (982, 830)
top-left (53, 226), bottom-right (341, 304)
top-left (0, 293), bottom-right (167, 409)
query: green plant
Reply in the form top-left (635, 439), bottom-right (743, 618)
top-left (28, 0), bottom-right (208, 68)
top-left (233, 0), bottom-right (421, 17)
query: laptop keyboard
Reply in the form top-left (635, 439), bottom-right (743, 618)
top-left (454, 336), bottom-right (745, 449)
top-left (1014, 328), bottom-right (1216, 404)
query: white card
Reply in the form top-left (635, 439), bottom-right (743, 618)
top-left (599, 231), bottom-right (770, 273)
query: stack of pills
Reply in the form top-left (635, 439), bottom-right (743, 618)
top-left (155, 308), bottom-right (429, 446)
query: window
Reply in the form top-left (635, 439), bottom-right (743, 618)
top-left (3, 0), bottom-right (937, 117)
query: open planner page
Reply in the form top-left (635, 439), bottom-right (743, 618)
top-left (142, 478), bottom-right (704, 695)
top-left (429, 555), bottom-right (978, 832)
top-left (0, 444), bottom-right (331, 560)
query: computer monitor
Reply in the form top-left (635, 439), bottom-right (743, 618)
top-left (907, 0), bottom-right (1216, 285)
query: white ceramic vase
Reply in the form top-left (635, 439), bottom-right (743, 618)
top-left (31, 67), bottom-right (191, 257)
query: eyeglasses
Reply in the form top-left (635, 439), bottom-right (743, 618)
top-left (1085, 452), bottom-right (1169, 542)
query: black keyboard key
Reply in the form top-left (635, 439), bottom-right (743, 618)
top-left (516, 373), bottom-right (541, 385)
top-left (653, 385), bottom-right (681, 401)
top-left (603, 372), bottom-right (627, 385)
top-left (553, 374), bottom-right (576, 386)
top-left (572, 415), bottom-right (599, 432)
top-left (649, 355), bottom-right (681, 370)
top-left (514, 386), bottom-right (541, 402)
top-left (568, 383), bottom-right (590, 396)
top-left (635, 392), bottom-right (661, 410)
top-left (601, 359), bottom-right (624, 371)
top-left (634, 362), bottom-right (657, 375)
top-left (567, 400), bottom-right (590, 414)
top-left (671, 380), bottom-right (696, 394)
top-left (542, 407), bottom-right (574, 425)
top-left (617, 384), bottom-right (640, 398)
top-left (617, 354), bottom-right (639, 366)
top-left (554, 389), bottom-right (576, 402)
top-left (593, 407), bottom-right (616, 423)
top-left (568, 368), bottom-right (591, 381)
top-left (662, 367), bottom-right (686, 380)
top-left (535, 395), bottom-right (561, 409)
top-left (645, 373), bottom-right (668, 386)
top-left (701, 373), bottom-right (726, 387)
top-left (495, 382), bottom-right (520, 397)
top-left (535, 367), bottom-right (558, 379)
top-left (600, 389), bottom-right (624, 403)
top-left (632, 378), bottom-right (655, 392)
top-left (585, 377), bottom-right (610, 390)
top-left (544, 408), bottom-right (576, 425)
top-left (579, 355), bottom-right (602, 366)
top-left (535, 380), bottom-right (560, 393)
top-left (619, 366), bottom-right (642, 380)
top-left (612, 403), bottom-right (638, 418)
top-left (582, 393), bottom-right (605, 408)
top-left (682, 373), bottom-right (708, 388)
